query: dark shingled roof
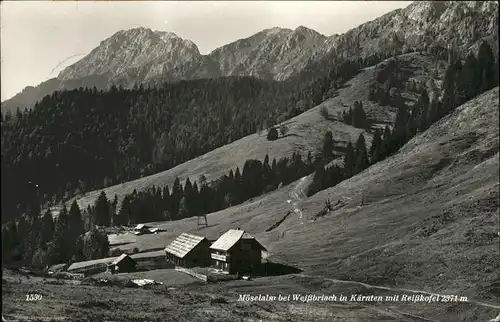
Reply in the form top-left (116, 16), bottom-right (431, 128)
top-left (210, 229), bottom-right (266, 251)
top-left (68, 256), bottom-right (116, 271)
top-left (110, 253), bottom-right (135, 266)
top-left (164, 233), bottom-right (207, 258)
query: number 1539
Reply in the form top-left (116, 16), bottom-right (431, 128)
top-left (26, 294), bottom-right (43, 301)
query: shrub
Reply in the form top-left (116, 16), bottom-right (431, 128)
top-left (266, 127), bottom-right (279, 141)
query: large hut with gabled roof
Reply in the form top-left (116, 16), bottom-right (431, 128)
top-left (210, 229), bottom-right (266, 274)
top-left (164, 233), bottom-right (211, 268)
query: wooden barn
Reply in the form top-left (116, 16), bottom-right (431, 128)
top-left (210, 229), bottom-right (267, 275)
top-left (133, 224), bottom-right (151, 235)
top-left (107, 254), bottom-right (137, 274)
top-left (164, 233), bottom-right (211, 268)
top-left (67, 257), bottom-right (115, 275)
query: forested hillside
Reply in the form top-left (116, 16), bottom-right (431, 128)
top-left (1, 49), bottom-right (379, 222)
top-left (308, 41), bottom-right (498, 196)
top-left (1, 77), bottom-right (294, 222)
top-left (3, 40), bottom-right (497, 224)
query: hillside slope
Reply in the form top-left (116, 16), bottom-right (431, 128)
top-left (66, 52), bottom-right (441, 213)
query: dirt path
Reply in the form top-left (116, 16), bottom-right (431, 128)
top-left (296, 273), bottom-right (500, 310)
top-left (285, 176), bottom-right (500, 316)
top-left (287, 176), bottom-right (309, 223)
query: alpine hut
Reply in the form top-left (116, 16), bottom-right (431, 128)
top-left (107, 254), bottom-right (137, 274)
top-left (210, 229), bottom-right (266, 274)
top-left (164, 233), bottom-right (211, 268)
top-left (133, 224), bottom-right (151, 235)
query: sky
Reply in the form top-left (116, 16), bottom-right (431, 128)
top-left (0, 1), bottom-right (412, 101)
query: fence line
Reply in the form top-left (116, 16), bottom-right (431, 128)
top-left (175, 267), bottom-right (208, 282)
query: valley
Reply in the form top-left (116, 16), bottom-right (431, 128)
top-left (3, 86), bottom-right (499, 321)
top-left (2, 2), bottom-right (499, 321)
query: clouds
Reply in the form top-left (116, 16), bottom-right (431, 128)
top-left (0, 1), bottom-right (412, 101)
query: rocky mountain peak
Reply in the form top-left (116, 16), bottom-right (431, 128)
top-left (262, 26), bottom-right (292, 35)
top-left (57, 27), bottom-right (201, 81)
top-left (293, 25), bottom-right (325, 37)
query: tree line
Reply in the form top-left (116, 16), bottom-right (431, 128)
top-left (1, 77), bottom-right (295, 223)
top-left (3, 147), bottom-right (320, 268)
top-left (86, 150), bottom-right (319, 227)
top-left (340, 101), bottom-right (370, 130)
top-left (2, 200), bottom-right (109, 268)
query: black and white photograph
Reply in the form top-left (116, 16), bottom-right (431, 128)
top-left (1, 1), bottom-right (499, 321)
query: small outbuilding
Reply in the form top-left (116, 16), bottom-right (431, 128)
top-left (210, 229), bottom-right (266, 275)
top-left (107, 254), bottom-right (137, 274)
top-left (149, 227), bottom-right (160, 234)
top-left (164, 233), bottom-right (211, 268)
top-left (47, 263), bottom-right (68, 275)
top-left (134, 224), bottom-right (152, 235)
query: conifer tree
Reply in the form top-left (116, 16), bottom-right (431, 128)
top-left (354, 134), bottom-right (370, 174)
top-left (178, 197), bottom-right (189, 219)
top-left (171, 177), bottom-right (183, 218)
top-left (69, 200), bottom-right (84, 236)
top-left (25, 217), bottom-right (41, 263)
top-left (309, 161), bottom-right (326, 196)
top-left (184, 177), bottom-right (193, 205)
top-left (263, 154), bottom-right (272, 183)
top-left (82, 227), bottom-right (109, 260)
top-left (441, 62), bottom-right (459, 116)
top-left (418, 89), bottom-right (430, 132)
top-left (380, 125), bottom-right (392, 161)
top-left (477, 41), bottom-right (496, 92)
top-left (352, 101), bottom-right (368, 129)
top-left (199, 182), bottom-right (211, 215)
top-left (94, 191), bottom-right (110, 227)
top-left (369, 128), bottom-right (382, 164)
top-left (428, 99), bottom-right (441, 125)
top-left (390, 106), bottom-right (410, 154)
top-left (39, 210), bottom-right (55, 248)
top-left (267, 126), bottom-right (279, 141)
top-left (306, 151), bottom-right (313, 168)
top-left (322, 131), bottom-right (334, 159)
top-left (162, 184), bottom-right (170, 215)
top-left (343, 141), bottom-right (355, 178)
top-left (191, 181), bottom-right (200, 216)
top-left (234, 167), bottom-right (242, 199)
top-left (49, 205), bottom-right (71, 264)
top-left (110, 195), bottom-right (118, 226)
top-left (456, 53), bottom-right (480, 105)
top-left (2, 221), bottom-right (20, 262)
top-left (118, 196), bottom-right (132, 226)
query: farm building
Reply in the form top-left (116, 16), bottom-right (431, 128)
top-left (134, 224), bottom-right (151, 235)
top-left (210, 229), bottom-right (267, 275)
top-left (67, 256), bottom-right (116, 275)
top-left (107, 254), bottom-right (137, 274)
top-left (47, 263), bottom-right (68, 274)
top-left (149, 227), bottom-right (161, 234)
top-left (164, 233), bottom-right (211, 268)
top-left (131, 250), bottom-right (174, 270)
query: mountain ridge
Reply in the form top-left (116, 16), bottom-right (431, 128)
top-left (2, 1), bottom-right (498, 114)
